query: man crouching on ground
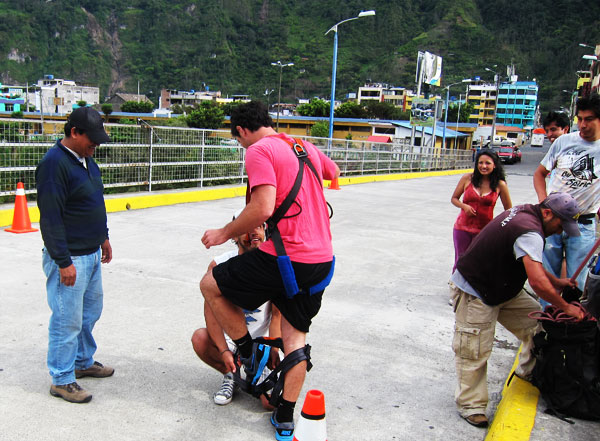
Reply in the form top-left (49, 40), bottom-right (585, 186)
top-left (192, 211), bottom-right (281, 408)
top-left (200, 101), bottom-right (339, 441)
top-left (449, 192), bottom-right (585, 428)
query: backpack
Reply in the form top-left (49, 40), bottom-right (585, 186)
top-left (530, 306), bottom-right (600, 422)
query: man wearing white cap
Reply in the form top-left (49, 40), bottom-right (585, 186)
top-left (449, 192), bottom-right (585, 428)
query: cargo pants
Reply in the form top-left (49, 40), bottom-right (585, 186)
top-left (451, 286), bottom-right (541, 417)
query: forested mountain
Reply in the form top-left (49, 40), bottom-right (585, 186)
top-left (0, 0), bottom-right (598, 113)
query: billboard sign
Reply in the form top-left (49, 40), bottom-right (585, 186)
top-left (416, 51), bottom-right (443, 86)
top-left (411, 98), bottom-right (436, 127)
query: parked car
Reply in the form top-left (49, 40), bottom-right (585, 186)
top-left (492, 143), bottom-right (520, 164)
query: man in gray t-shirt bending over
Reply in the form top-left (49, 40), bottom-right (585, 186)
top-left (450, 193), bottom-right (584, 428)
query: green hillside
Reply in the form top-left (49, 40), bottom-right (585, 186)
top-left (0, 0), bottom-right (598, 113)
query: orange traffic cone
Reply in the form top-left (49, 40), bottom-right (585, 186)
top-left (293, 389), bottom-right (327, 441)
top-left (328, 178), bottom-right (340, 190)
top-left (5, 182), bottom-right (38, 234)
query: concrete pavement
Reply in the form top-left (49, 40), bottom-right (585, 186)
top-left (1, 170), bottom-right (598, 440)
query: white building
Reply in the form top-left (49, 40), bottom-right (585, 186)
top-left (357, 83), bottom-right (408, 108)
top-left (35, 75), bottom-right (100, 114)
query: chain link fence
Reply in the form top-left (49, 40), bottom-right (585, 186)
top-left (0, 119), bottom-right (472, 202)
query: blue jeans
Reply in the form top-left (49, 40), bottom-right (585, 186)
top-left (43, 248), bottom-right (103, 385)
top-left (541, 220), bottom-right (596, 307)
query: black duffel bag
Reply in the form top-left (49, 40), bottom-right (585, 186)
top-left (530, 305), bottom-right (600, 422)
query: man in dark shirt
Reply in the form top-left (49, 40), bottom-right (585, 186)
top-left (449, 192), bottom-right (584, 427)
top-left (36, 107), bottom-right (114, 404)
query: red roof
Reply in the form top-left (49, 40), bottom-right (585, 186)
top-left (367, 135), bottom-right (392, 143)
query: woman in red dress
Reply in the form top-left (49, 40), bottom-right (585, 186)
top-left (451, 149), bottom-right (512, 270)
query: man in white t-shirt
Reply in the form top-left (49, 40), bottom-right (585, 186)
top-left (533, 93), bottom-right (600, 291)
top-left (192, 212), bottom-right (280, 407)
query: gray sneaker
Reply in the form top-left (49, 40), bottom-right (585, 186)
top-left (213, 373), bottom-right (236, 405)
top-left (50, 382), bottom-right (92, 403)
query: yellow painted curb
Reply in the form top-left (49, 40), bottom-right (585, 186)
top-left (0, 169), bottom-right (471, 227)
top-left (103, 186), bottom-right (247, 213)
top-left (485, 345), bottom-right (539, 441)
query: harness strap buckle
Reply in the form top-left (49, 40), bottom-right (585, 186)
top-left (292, 142), bottom-right (308, 158)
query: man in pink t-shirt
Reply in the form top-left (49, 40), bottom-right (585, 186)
top-left (201, 101), bottom-right (339, 441)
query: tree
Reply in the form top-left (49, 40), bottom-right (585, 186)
top-left (335, 101), bottom-right (367, 119)
top-left (445, 102), bottom-right (474, 123)
top-left (186, 101), bottom-right (225, 129)
top-left (221, 101), bottom-right (242, 116)
top-left (364, 101), bottom-right (403, 120)
top-left (310, 121), bottom-right (329, 138)
top-left (77, 100), bottom-right (87, 107)
top-left (296, 99), bottom-right (330, 117)
top-left (121, 100), bottom-right (154, 113)
top-left (101, 103), bottom-right (113, 121)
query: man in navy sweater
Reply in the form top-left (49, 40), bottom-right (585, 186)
top-left (36, 107), bottom-right (113, 403)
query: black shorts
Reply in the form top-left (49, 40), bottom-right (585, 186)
top-left (212, 249), bottom-right (333, 333)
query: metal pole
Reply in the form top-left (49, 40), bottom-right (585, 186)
top-left (276, 66), bottom-right (282, 131)
top-left (442, 88), bottom-right (449, 149)
top-left (40, 87), bottom-right (45, 136)
top-left (455, 95), bottom-right (462, 148)
top-left (491, 74), bottom-right (498, 144)
top-left (410, 54), bottom-right (424, 148)
top-left (328, 29), bottom-right (338, 141)
top-left (148, 126), bottom-right (153, 192)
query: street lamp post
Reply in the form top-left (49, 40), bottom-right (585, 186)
top-left (271, 60), bottom-right (294, 131)
top-left (455, 93), bottom-right (464, 148)
top-left (442, 79), bottom-right (471, 149)
top-left (264, 88), bottom-right (275, 112)
top-left (325, 10), bottom-right (375, 142)
top-left (485, 67), bottom-right (500, 145)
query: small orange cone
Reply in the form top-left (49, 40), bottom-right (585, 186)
top-left (293, 389), bottom-right (327, 441)
top-left (328, 178), bottom-right (340, 190)
top-left (5, 182), bottom-right (38, 234)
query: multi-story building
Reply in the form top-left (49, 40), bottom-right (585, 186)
top-left (496, 81), bottom-right (538, 130)
top-left (467, 73), bottom-right (538, 130)
top-left (159, 88), bottom-right (222, 109)
top-left (466, 81), bottom-right (497, 126)
top-left (357, 83), bottom-right (407, 108)
top-left (356, 82), bottom-right (441, 112)
top-left (36, 75), bottom-right (99, 114)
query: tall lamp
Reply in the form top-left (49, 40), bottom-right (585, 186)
top-left (443, 79), bottom-right (471, 149)
top-left (325, 10), bottom-right (375, 142)
top-left (485, 67), bottom-right (500, 145)
top-left (271, 60), bottom-right (294, 131)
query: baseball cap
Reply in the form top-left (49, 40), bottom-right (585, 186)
top-left (67, 107), bottom-right (110, 145)
top-left (542, 192), bottom-right (581, 237)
